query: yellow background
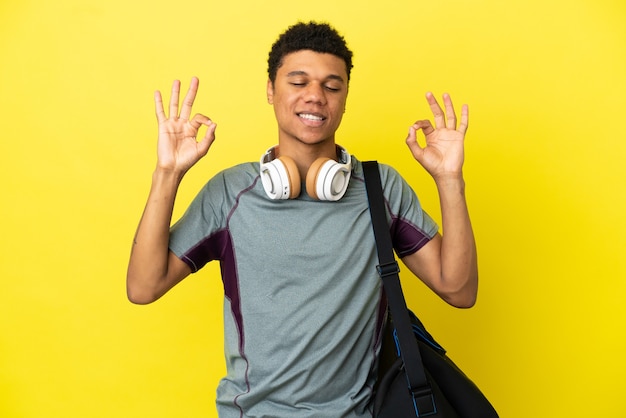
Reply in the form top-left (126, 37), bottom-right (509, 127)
top-left (1, 0), bottom-right (625, 416)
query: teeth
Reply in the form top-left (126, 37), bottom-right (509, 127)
top-left (299, 113), bottom-right (324, 121)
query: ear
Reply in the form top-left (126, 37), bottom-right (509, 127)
top-left (266, 79), bottom-right (274, 104)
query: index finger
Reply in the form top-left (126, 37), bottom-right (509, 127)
top-left (179, 77), bottom-right (200, 120)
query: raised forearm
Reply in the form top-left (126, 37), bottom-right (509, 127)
top-left (126, 168), bottom-right (185, 303)
top-left (435, 175), bottom-right (478, 306)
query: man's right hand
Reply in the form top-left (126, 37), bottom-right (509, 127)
top-left (126, 77), bottom-right (213, 304)
top-left (154, 77), bottom-right (216, 174)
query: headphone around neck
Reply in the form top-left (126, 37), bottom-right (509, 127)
top-left (259, 145), bottom-right (352, 201)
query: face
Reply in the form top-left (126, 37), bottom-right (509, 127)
top-left (267, 50), bottom-right (348, 148)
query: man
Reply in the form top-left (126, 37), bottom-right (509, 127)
top-left (127, 21), bottom-right (477, 418)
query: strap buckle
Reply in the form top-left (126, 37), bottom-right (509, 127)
top-left (410, 385), bottom-right (437, 417)
top-left (376, 261), bottom-right (400, 278)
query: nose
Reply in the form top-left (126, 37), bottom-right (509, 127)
top-left (304, 82), bottom-right (326, 105)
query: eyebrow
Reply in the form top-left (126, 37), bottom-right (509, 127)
top-left (286, 70), bottom-right (345, 83)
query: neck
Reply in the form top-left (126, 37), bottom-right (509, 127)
top-left (277, 140), bottom-right (338, 180)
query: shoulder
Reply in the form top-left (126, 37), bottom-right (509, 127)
top-left (202, 162), bottom-right (260, 193)
top-left (351, 156), bottom-right (409, 192)
top-left (213, 162), bottom-right (259, 181)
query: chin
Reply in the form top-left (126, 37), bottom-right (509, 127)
top-left (295, 134), bottom-right (335, 146)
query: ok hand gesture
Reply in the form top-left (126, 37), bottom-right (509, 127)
top-left (154, 77), bottom-right (216, 174)
top-left (405, 93), bottom-right (468, 182)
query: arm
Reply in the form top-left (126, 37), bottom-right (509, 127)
top-left (402, 93), bottom-right (478, 308)
top-left (126, 77), bottom-right (216, 304)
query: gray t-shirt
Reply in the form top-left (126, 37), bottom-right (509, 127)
top-left (169, 156), bottom-right (438, 418)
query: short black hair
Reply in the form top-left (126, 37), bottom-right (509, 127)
top-left (267, 21), bottom-right (353, 83)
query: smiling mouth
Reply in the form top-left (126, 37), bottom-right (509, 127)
top-left (298, 113), bottom-right (326, 122)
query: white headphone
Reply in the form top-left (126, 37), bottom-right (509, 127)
top-left (259, 145), bottom-right (352, 201)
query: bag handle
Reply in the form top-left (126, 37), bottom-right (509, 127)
top-left (363, 161), bottom-right (437, 416)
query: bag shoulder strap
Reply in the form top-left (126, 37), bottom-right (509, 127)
top-left (362, 160), bottom-right (437, 415)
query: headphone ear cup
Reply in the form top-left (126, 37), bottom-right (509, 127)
top-left (277, 156), bottom-right (301, 199)
top-left (305, 157), bottom-right (331, 200)
top-left (306, 157), bottom-right (351, 201)
top-left (260, 155), bottom-right (301, 200)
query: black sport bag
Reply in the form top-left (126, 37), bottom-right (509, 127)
top-left (373, 310), bottom-right (498, 417)
top-left (363, 161), bottom-right (498, 417)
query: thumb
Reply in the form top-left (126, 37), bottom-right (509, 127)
top-left (197, 121), bottom-right (217, 157)
top-left (405, 124), bottom-right (424, 162)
